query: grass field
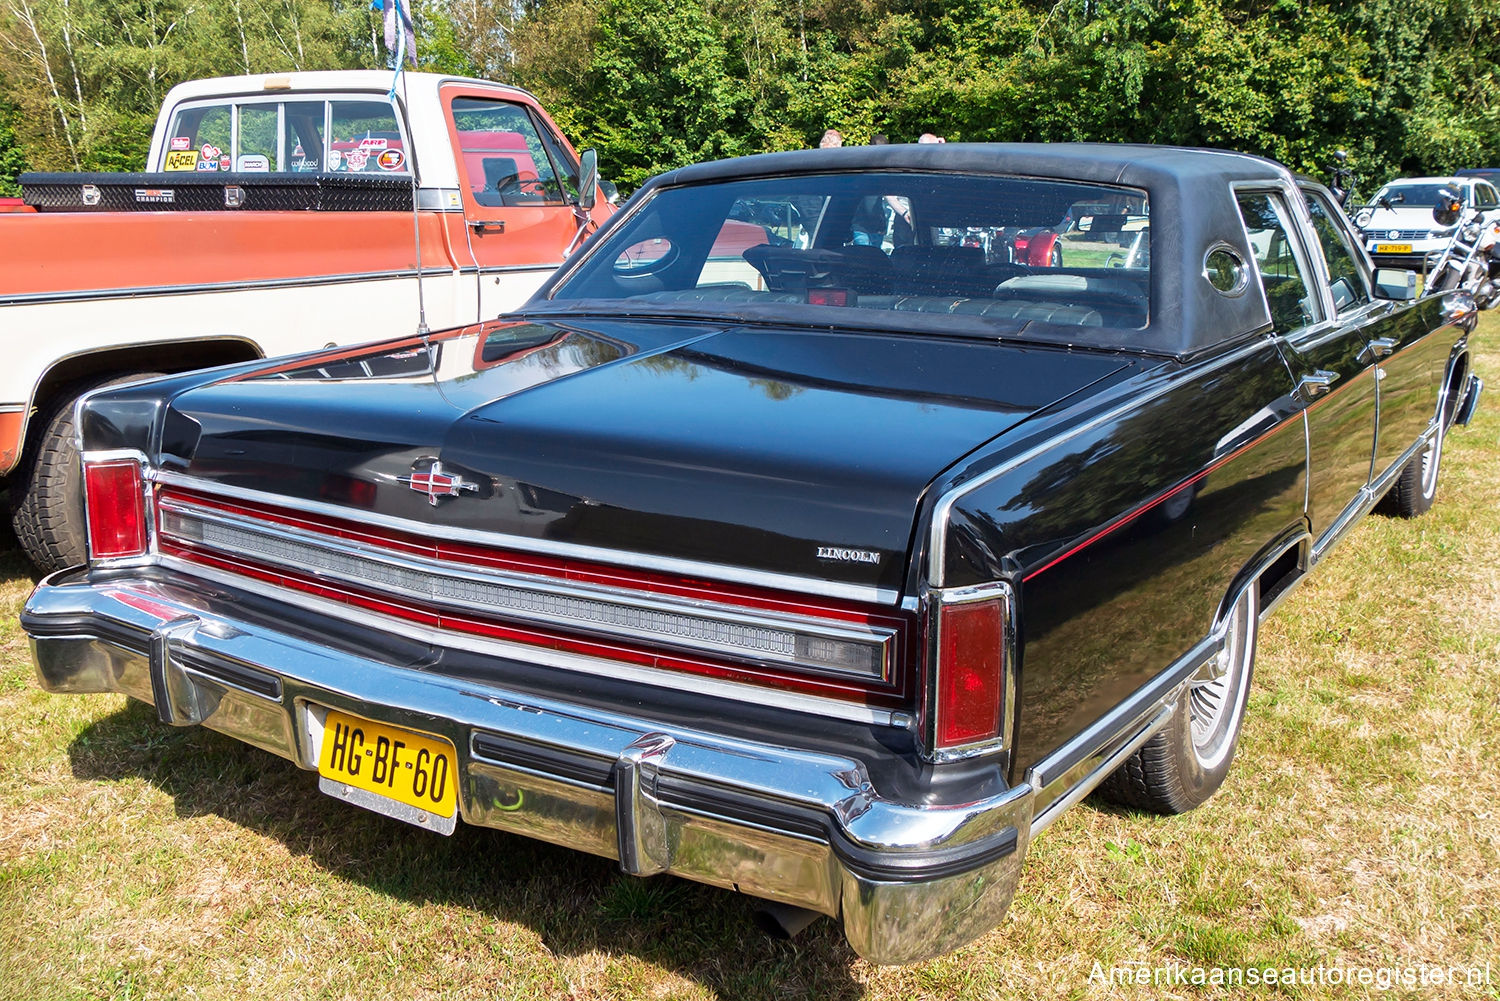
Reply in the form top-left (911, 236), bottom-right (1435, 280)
top-left (2, 315), bottom-right (1497, 1000)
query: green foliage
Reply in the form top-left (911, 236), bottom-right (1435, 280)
top-left (0, 93), bottom-right (27, 194)
top-left (1, 0), bottom-right (1497, 196)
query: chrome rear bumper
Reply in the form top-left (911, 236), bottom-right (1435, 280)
top-left (24, 568), bottom-right (1031, 964)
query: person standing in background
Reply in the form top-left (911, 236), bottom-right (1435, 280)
top-left (820, 129), bottom-right (844, 148)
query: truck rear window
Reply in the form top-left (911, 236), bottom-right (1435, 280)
top-left (162, 96), bottom-right (411, 174)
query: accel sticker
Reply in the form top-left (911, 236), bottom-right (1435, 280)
top-left (164, 150), bottom-right (199, 172)
top-left (169, 136), bottom-right (191, 151)
top-left (377, 149), bottom-right (405, 171)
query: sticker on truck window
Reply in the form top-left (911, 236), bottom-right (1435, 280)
top-left (236, 154), bottom-right (270, 172)
top-left (196, 159), bottom-right (218, 172)
top-left (169, 136), bottom-right (191, 151)
top-left (200, 143), bottom-right (222, 161)
top-left (345, 150), bottom-right (369, 171)
top-left (328, 150), bottom-right (343, 170)
top-left (164, 150), bottom-right (199, 172)
top-left (377, 149), bottom-right (405, 171)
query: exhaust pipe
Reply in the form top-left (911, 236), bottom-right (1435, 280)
top-left (751, 901), bottom-right (823, 940)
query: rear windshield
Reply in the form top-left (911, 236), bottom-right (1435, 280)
top-left (547, 173), bottom-right (1151, 334)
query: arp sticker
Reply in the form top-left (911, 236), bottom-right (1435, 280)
top-left (169, 136), bottom-right (191, 151)
top-left (360, 136), bottom-right (388, 150)
top-left (377, 149), bottom-right (405, 171)
top-left (164, 150), bottom-right (199, 172)
top-left (237, 154), bottom-right (270, 172)
top-left (345, 150), bottom-right (369, 171)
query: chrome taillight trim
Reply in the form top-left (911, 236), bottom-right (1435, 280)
top-left (920, 581), bottom-right (1017, 763)
top-left (154, 553), bottom-right (912, 728)
top-left (157, 496), bottom-right (899, 684)
top-left (79, 448), bottom-right (156, 568)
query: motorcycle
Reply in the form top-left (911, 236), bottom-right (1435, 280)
top-left (1425, 187), bottom-right (1500, 309)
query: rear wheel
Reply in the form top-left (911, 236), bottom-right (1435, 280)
top-left (1098, 584), bottom-right (1258, 814)
top-left (10, 372), bottom-right (165, 573)
top-left (1384, 416), bottom-right (1444, 519)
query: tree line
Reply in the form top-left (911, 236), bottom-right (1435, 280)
top-left (2, 0), bottom-right (1496, 198)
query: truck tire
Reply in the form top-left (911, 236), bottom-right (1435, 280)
top-left (10, 372), bottom-right (164, 574)
top-left (1097, 585), bottom-right (1258, 814)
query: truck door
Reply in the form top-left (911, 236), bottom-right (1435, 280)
top-left (442, 88), bottom-right (588, 318)
top-left (1235, 190), bottom-right (1378, 549)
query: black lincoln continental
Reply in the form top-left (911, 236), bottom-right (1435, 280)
top-left (23, 144), bottom-right (1484, 963)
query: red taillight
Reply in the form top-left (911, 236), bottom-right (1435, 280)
top-left (807, 288), bottom-right (851, 307)
top-left (931, 591), bottom-right (1007, 751)
top-left (84, 458), bottom-right (148, 560)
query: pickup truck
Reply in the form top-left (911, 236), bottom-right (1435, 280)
top-left (22, 144), bottom-right (1483, 963)
top-left (2, 69), bottom-right (611, 573)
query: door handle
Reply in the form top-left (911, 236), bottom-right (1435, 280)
top-left (470, 220), bottom-right (506, 235)
top-left (1296, 370), bottom-right (1339, 402)
top-left (1365, 337), bottom-right (1397, 360)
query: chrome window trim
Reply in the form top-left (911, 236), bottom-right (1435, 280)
top-left (156, 553), bottom-right (913, 729)
top-left (926, 336), bottom-right (1269, 587)
top-left (919, 581), bottom-right (1016, 763)
top-left (158, 496), bottom-right (899, 684)
top-left (152, 470), bottom-right (906, 607)
top-left (1231, 181), bottom-right (1336, 329)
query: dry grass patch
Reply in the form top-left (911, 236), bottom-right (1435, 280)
top-left (3, 315), bottom-right (1499, 999)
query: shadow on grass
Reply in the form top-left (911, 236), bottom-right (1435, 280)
top-left (68, 700), bottom-right (865, 999)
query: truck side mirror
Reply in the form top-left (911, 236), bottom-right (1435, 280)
top-left (577, 149), bottom-right (598, 212)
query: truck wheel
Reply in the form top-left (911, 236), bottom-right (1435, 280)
top-left (1098, 585), bottom-right (1258, 814)
top-left (1384, 420), bottom-right (1443, 519)
top-left (10, 373), bottom-right (164, 574)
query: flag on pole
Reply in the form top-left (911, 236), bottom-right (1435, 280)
top-left (371, 0), bottom-right (417, 72)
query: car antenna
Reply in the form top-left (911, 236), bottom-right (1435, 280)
top-left (387, 2), bottom-right (430, 337)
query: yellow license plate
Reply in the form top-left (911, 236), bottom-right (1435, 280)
top-left (318, 709), bottom-right (457, 821)
top-left (1375, 243), bottom-right (1412, 254)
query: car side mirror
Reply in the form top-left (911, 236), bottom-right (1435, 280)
top-left (1432, 188), bottom-right (1461, 227)
top-left (1373, 267), bottom-right (1418, 301)
top-left (577, 149), bottom-right (598, 212)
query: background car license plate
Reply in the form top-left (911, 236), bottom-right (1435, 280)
top-left (317, 709), bottom-right (457, 826)
top-left (1376, 243), bottom-right (1412, 254)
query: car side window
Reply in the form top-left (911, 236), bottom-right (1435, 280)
top-left (1235, 192), bottom-right (1323, 334)
top-left (450, 97), bottom-right (568, 207)
top-left (1477, 183), bottom-right (1499, 209)
top-left (1302, 190), bottom-right (1371, 314)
